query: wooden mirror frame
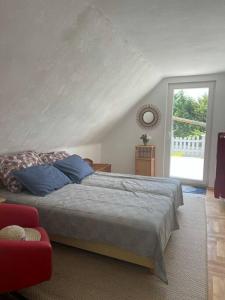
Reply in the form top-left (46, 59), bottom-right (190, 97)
top-left (136, 104), bottom-right (160, 129)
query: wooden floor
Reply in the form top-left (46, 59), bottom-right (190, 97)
top-left (206, 190), bottom-right (225, 300)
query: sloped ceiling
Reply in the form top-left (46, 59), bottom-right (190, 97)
top-left (0, 0), bottom-right (225, 152)
top-left (96, 0), bottom-right (225, 76)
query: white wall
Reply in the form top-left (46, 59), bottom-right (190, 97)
top-left (0, 0), bottom-right (160, 153)
top-left (101, 73), bottom-right (225, 188)
top-left (0, 143), bottom-right (102, 163)
top-left (57, 143), bottom-right (102, 162)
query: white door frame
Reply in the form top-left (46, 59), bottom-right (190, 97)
top-left (164, 81), bottom-right (215, 186)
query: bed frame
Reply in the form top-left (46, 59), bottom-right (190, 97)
top-left (50, 234), bottom-right (155, 271)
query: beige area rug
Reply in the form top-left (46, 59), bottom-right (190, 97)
top-left (21, 194), bottom-right (207, 300)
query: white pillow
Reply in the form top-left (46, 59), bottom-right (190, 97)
top-left (0, 225), bottom-right (26, 240)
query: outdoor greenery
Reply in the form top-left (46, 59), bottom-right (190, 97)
top-left (171, 151), bottom-right (185, 157)
top-left (173, 90), bottom-right (208, 138)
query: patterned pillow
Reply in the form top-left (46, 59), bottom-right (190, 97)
top-left (0, 151), bottom-right (42, 193)
top-left (38, 151), bottom-right (70, 165)
top-left (0, 180), bottom-right (4, 188)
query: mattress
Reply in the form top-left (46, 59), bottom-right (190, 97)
top-left (0, 182), bottom-right (179, 283)
top-left (82, 172), bottom-right (183, 209)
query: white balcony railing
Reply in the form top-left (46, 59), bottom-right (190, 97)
top-left (171, 135), bottom-right (205, 158)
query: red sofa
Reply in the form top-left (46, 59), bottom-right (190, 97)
top-left (0, 203), bottom-right (52, 294)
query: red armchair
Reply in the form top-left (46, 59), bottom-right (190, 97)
top-left (0, 203), bottom-right (52, 294)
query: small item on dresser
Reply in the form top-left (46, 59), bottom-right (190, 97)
top-left (140, 134), bottom-right (151, 146)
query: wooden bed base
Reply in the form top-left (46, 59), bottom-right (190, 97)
top-left (50, 234), bottom-right (154, 270)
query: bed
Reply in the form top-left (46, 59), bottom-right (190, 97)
top-left (0, 174), bottom-right (182, 283)
top-left (82, 172), bottom-right (183, 209)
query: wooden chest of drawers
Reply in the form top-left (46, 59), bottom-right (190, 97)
top-left (135, 145), bottom-right (155, 176)
top-left (93, 163), bottom-right (111, 173)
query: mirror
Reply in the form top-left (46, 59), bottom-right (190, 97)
top-left (143, 111), bottom-right (154, 123)
top-left (136, 104), bottom-right (160, 129)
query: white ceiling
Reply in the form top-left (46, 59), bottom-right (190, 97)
top-left (0, 0), bottom-right (224, 152)
top-left (95, 0), bottom-right (225, 76)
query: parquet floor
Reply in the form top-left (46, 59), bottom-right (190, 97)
top-left (206, 190), bottom-right (225, 300)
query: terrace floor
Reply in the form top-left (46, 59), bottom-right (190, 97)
top-left (170, 156), bottom-right (204, 181)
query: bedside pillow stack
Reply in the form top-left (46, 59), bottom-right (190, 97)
top-left (13, 165), bottom-right (71, 197)
top-left (54, 155), bottom-right (94, 183)
top-left (0, 150), bottom-right (94, 196)
top-left (38, 151), bottom-right (70, 165)
top-left (0, 151), bottom-right (42, 193)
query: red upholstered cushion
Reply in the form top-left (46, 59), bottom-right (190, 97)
top-left (0, 227), bottom-right (52, 293)
top-left (0, 204), bottom-right (52, 293)
top-left (0, 203), bottom-right (39, 229)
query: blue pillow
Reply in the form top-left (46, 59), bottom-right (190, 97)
top-left (13, 165), bottom-right (71, 196)
top-left (54, 155), bottom-right (94, 183)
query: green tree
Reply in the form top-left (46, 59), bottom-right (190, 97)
top-left (172, 90), bottom-right (207, 138)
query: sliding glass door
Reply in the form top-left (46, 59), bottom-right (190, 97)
top-left (165, 82), bottom-right (214, 185)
